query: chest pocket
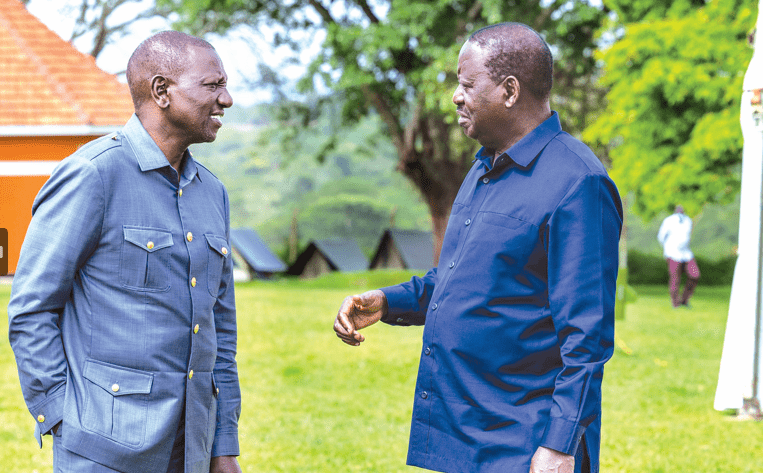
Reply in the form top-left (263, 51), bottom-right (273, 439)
top-left (120, 226), bottom-right (173, 292)
top-left (205, 234), bottom-right (229, 297)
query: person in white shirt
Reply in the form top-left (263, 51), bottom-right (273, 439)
top-left (657, 205), bottom-right (701, 308)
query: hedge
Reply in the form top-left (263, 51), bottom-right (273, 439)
top-left (627, 250), bottom-right (735, 286)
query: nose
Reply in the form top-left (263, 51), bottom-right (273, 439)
top-left (218, 87), bottom-right (233, 108)
top-left (452, 84), bottom-right (464, 105)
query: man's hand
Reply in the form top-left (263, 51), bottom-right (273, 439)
top-left (210, 455), bottom-right (242, 473)
top-left (333, 290), bottom-right (388, 346)
top-left (529, 446), bottom-right (574, 473)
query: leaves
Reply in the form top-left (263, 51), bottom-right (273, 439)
top-left (586, 0), bottom-right (755, 219)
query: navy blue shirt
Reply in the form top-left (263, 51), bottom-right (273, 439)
top-left (382, 112), bottom-right (622, 473)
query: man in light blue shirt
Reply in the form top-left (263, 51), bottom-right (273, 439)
top-left (8, 31), bottom-right (242, 472)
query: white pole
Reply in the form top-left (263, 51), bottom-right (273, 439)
top-left (714, 0), bottom-right (763, 418)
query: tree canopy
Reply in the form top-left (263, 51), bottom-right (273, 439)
top-left (160, 0), bottom-right (611, 260)
top-left (586, 0), bottom-right (756, 219)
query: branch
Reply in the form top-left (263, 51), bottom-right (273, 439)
top-left (306, 0), bottom-right (335, 24)
top-left (533, 0), bottom-right (565, 31)
top-left (361, 84), bottom-right (404, 154)
top-left (355, 0), bottom-right (379, 23)
top-left (467, 1), bottom-right (483, 21)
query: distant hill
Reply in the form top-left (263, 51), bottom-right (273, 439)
top-left (194, 104), bottom-right (741, 263)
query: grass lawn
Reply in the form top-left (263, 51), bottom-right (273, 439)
top-left (1, 273), bottom-right (761, 471)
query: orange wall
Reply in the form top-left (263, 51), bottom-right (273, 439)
top-left (0, 135), bottom-right (101, 274)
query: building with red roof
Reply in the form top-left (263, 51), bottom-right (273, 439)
top-left (0, 0), bottom-right (134, 274)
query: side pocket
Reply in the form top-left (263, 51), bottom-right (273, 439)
top-left (82, 359), bottom-right (153, 448)
top-left (205, 234), bottom-right (230, 297)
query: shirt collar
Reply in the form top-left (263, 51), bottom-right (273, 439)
top-left (122, 114), bottom-right (200, 182)
top-left (474, 111), bottom-right (562, 171)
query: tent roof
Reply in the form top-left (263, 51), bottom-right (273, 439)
top-left (370, 228), bottom-right (434, 270)
top-left (229, 228), bottom-right (287, 273)
top-left (289, 239), bottom-right (368, 275)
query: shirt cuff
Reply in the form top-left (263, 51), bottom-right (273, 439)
top-left (31, 389), bottom-right (65, 447)
top-left (380, 285), bottom-right (425, 326)
top-left (211, 431), bottom-right (240, 458)
top-left (540, 416), bottom-right (587, 456)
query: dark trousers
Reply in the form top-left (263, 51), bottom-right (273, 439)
top-left (667, 258), bottom-right (700, 307)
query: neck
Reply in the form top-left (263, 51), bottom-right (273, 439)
top-left (137, 109), bottom-right (188, 174)
top-left (490, 106), bottom-right (553, 163)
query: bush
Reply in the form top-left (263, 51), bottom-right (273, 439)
top-left (627, 250), bottom-right (735, 286)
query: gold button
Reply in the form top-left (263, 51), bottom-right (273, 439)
top-left (191, 277), bottom-right (196, 287)
top-left (188, 370), bottom-right (194, 379)
top-left (147, 241), bottom-right (154, 250)
top-left (111, 383), bottom-right (120, 392)
top-left (193, 324), bottom-right (199, 334)
top-left (178, 189), bottom-right (183, 197)
top-left (37, 414), bottom-right (45, 423)
top-left (186, 232), bottom-right (193, 242)
top-left (222, 247), bottom-right (228, 255)
top-left (216, 388), bottom-right (220, 395)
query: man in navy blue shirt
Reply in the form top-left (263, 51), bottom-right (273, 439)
top-left (334, 23), bottom-right (622, 473)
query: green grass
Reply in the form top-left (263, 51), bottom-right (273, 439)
top-left (1, 275), bottom-right (762, 471)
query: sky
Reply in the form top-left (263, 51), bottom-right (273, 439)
top-left (24, 0), bottom-right (317, 107)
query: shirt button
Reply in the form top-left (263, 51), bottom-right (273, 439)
top-left (191, 277), bottom-right (197, 287)
top-left (449, 261), bottom-right (455, 268)
top-left (193, 324), bottom-right (200, 334)
top-left (146, 241), bottom-right (154, 250)
top-left (111, 383), bottom-right (120, 392)
top-left (222, 247), bottom-right (228, 255)
top-left (420, 391), bottom-right (428, 399)
top-left (188, 370), bottom-right (194, 380)
top-left (431, 303), bottom-right (438, 310)
top-left (465, 219), bottom-right (471, 226)
top-left (37, 414), bottom-right (45, 423)
top-left (424, 347), bottom-right (431, 355)
top-left (178, 189), bottom-right (183, 197)
top-left (186, 232), bottom-right (193, 242)
top-left (482, 177), bottom-right (490, 184)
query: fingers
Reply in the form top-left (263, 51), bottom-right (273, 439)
top-left (334, 295), bottom-right (364, 346)
top-left (333, 316), bottom-right (364, 346)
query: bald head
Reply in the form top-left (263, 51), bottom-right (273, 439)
top-left (468, 22), bottom-right (553, 101)
top-left (126, 31), bottom-right (215, 110)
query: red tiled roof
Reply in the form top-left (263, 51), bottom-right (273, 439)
top-left (0, 0), bottom-right (133, 127)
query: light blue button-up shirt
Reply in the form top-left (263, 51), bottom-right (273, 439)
top-left (8, 114), bottom-right (240, 472)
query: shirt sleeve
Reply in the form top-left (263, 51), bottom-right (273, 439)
top-left (657, 217), bottom-right (669, 246)
top-left (7, 157), bottom-right (105, 443)
top-left (541, 173), bottom-right (622, 455)
top-left (210, 186), bottom-right (241, 458)
top-left (380, 268), bottom-right (439, 326)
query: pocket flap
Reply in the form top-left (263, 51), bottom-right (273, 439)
top-left (123, 226), bottom-right (173, 253)
top-left (480, 212), bottom-right (526, 230)
top-left (83, 359), bottom-right (153, 397)
top-left (204, 234), bottom-right (230, 258)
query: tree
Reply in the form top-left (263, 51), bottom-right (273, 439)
top-left (27, 0), bottom-right (171, 61)
top-left (161, 0), bottom-right (610, 262)
top-left (584, 0), bottom-right (757, 220)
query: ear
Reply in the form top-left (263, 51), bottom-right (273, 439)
top-left (150, 75), bottom-right (170, 109)
top-left (502, 75), bottom-right (520, 108)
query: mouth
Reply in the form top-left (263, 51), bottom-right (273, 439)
top-left (210, 113), bottom-right (224, 126)
top-left (456, 108), bottom-right (468, 124)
